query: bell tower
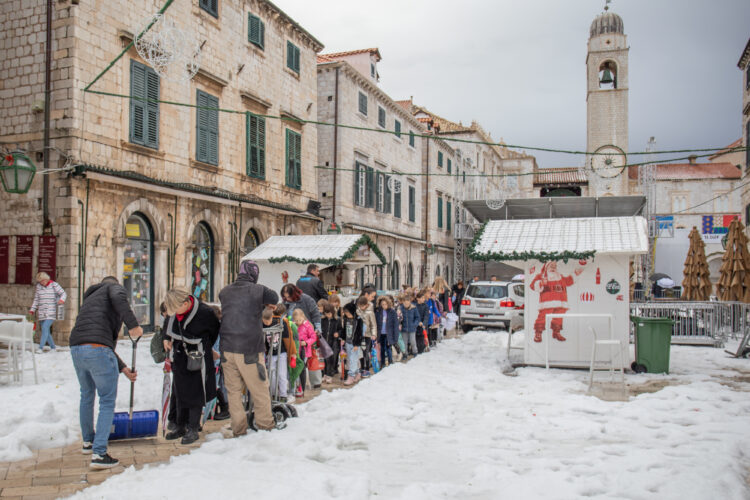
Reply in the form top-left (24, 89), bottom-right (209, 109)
top-left (586, 4), bottom-right (629, 196)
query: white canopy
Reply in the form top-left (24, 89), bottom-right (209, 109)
top-left (241, 234), bottom-right (385, 267)
top-left (471, 216), bottom-right (648, 259)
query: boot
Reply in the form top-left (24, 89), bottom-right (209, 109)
top-left (180, 428), bottom-right (199, 445)
top-left (165, 427), bottom-right (186, 440)
top-left (533, 331), bottom-right (542, 343)
top-left (552, 331), bottom-right (567, 342)
top-left (213, 408), bottom-right (230, 421)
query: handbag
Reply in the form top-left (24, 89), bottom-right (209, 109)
top-left (186, 348), bottom-right (203, 371)
top-left (317, 336), bottom-right (334, 359)
top-left (306, 349), bottom-right (324, 371)
top-left (150, 328), bottom-right (167, 363)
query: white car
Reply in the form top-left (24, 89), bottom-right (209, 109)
top-left (459, 281), bottom-right (524, 333)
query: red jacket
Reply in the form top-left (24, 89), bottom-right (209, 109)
top-left (530, 274), bottom-right (574, 309)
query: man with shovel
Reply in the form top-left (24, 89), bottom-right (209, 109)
top-left (70, 276), bottom-right (143, 469)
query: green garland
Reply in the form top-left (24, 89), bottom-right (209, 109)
top-left (267, 234), bottom-right (387, 266)
top-left (467, 222), bottom-right (596, 263)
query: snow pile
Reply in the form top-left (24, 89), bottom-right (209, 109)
top-left (67, 331), bottom-right (750, 500)
top-left (0, 341), bottom-right (164, 461)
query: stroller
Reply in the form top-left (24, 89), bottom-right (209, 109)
top-left (243, 323), bottom-right (298, 430)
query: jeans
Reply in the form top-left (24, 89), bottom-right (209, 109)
top-left (345, 343), bottom-right (359, 377)
top-left (379, 334), bottom-right (392, 366)
top-left (270, 353), bottom-right (288, 398)
top-left (39, 319), bottom-right (56, 349)
top-left (71, 345), bottom-right (119, 456)
top-left (402, 331), bottom-right (417, 355)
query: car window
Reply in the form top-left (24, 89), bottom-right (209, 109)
top-left (513, 284), bottom-right (524, 297)
top-left (466, 285), bottom-right (507, 299)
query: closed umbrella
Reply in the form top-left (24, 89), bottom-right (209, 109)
top-left (656, 277), bottom-right (675, 289)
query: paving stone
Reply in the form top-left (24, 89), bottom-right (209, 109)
top-left (0, 485), bottom-right (58, 497)
top-left (0, 478), bottom-right (31, 489)
top-left (31, 474), bottom-right (85, 487)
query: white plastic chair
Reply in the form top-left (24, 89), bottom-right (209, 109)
top-left (0, 320), bottom-right (17, 382)
top-left (0, 321), bottom-right (38, 385)
top-left (16, 321), bottom-right (38, 385)
top-left (588, 325), bottom-right (625, 391)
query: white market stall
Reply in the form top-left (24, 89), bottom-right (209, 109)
top-left (241, 234), bottom-right (386, 295)
top-left (469, 216), bottom-right (649, 368)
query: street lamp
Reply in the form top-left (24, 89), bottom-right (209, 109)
top-left (0, 151), bottom-right (36, 194)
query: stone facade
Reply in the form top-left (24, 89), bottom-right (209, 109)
top-left (738, 39), bottom-right (750, 225)
top-left (0, 0), bottom-right (323, 341)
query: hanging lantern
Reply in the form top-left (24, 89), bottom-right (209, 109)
top-left (0, 151), bottom-right (36, 194)
top-left (326, 221), bottom-right (342, 234)
top-left (425, 243), bottom-right (436, 255)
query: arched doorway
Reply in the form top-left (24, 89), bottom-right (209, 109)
top-left (123, 212), bottom-right (154, 331)
top-left (191, 222), bottom-right (214, 301)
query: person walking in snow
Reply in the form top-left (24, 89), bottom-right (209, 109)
top-left (28, 272), bottom-right (66, 352)
top-left (219, 260), bottom-right (279, 435)
top-left (529, 260), bottom-right (586, 343)
top-left (162, 288), bottom-right (220, 445)
top-left (69, 276), bottom-right (142, 469)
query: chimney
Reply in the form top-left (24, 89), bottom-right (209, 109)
top-left (688, 155), bottom-right (697, 165)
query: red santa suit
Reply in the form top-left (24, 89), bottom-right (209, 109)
top-left (529, 261), bottom-right (583, 342)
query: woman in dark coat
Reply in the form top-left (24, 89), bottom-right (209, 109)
top-left (452, 281), bottom-right (466, 315)
top-left (281, 284), bottom-right (322, 391)
top-left (162, 288), bottom-right (220, 445)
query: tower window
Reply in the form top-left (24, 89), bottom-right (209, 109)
top-left (599, 61), bottom-right (617, 89)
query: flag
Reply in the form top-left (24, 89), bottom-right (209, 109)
top-left (702, 215), bottom-right (739, 235)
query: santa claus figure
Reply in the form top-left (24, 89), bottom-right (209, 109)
top-left (529, 260), bottom-right (586, 342)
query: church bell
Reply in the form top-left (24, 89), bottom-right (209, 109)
top-left (599, 68), bottom-right (614, 85)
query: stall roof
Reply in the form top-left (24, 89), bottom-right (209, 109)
top-left (469, 216), bottom-right (648, 262)
top-left (463, 196), bottom-right (646, 223)
top-left (241, 234), bottom-right (386, 266)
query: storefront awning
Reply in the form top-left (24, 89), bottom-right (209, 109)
top-left (242, 234), bottom-right (386, 267)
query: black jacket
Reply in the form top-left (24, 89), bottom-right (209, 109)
top-left (296, 273), bottom-right (328, 303)
top-left (70, 282), bottom-right (140, 371)
top-left (341, 314), bottom-right (363, 346)
top-left (321, 316), bottom-right (342, 347)
top-left (415, 301), bottom-right (430, 329)
top-left (219, 275), bottom-right (279, 355)
top-left (164, 300), bottom-right (220, 408)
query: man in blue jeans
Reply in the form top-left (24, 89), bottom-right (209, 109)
top-left (69, 277), bottom-right (142, 469)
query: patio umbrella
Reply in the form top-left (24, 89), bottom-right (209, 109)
top-left (716, 219), bottom-right (750, 302)
top-left (681, 227), bottom-right (712, 301)
top-left (649, 273), bottom-right (671, 281)
top-left (656, 277), bottom-right (675, 288)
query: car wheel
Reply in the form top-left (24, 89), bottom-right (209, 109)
top-left (461, 324), bottom-right (472, 333)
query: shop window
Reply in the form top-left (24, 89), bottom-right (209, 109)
top-left (192, 222), bottom-right (214, 301)
top-left (242, 228), bottom-right (261, 255)
top-left (123, 213), bottom-right (154, 331)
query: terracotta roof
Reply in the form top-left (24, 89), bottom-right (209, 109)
top-left (533, 168), bottom-right (588, 186)
top-left (708, 139), bottom-right (742, 160)
top-left (317, 48), bottom-right (381, 62)
top-left (628, 162), bottom-right (741, 180)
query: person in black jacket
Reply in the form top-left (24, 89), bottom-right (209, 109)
top-left (341, 301), bottom-right (363, 386)
top-left (320, 304), bottom-right (342, 383)
top-left (296, 264), bottom-right (328, 303)
top-left (69, 277), bottom-right (142, 470)
top-left (219, 260), bottom-right (279, 436)
top-left (162, 288), bottom-right (220, 445)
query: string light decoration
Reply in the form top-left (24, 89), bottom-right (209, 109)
top-left (134, 13), bottom-right (202, 82)
top-left (387, 175), bottom-right (402, 194)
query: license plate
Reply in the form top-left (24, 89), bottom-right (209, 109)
top-left (477, 300), bottom-right (494, 307)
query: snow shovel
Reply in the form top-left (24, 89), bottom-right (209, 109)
top-left (110, 333), bottom-right (159, 440)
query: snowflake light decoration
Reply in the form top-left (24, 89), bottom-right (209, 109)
top-left (134, 13), bottom-right (202, 82)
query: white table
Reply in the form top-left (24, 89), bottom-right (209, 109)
top-left (0, 314), bottom-right (26, 321)
top-left (544, 313), bottom-right (613, 370)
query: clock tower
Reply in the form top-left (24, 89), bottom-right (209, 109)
top-left (586, 5), bottom-right (629, 196)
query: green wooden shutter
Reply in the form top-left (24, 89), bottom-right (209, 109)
top-left (447, 201), bottom-right (452, 231)
top-left (246, 113), bottom-right (265, 179)
top-left (438, 151), bottom-right (443, 167)
top-left (394, 187), bottom-right (401, 218)
top-left (378, 107), bottom-right (385, 128)
top-left (197, 90), bottom-right (218, 165)
top-left (248, 14), bottom-right (264, 49)
top-left (354, 162), bottom-right (361, 205)
top-left (358, 92), bottom-right (367, 115)
top-left (293, 131), bottom-right (301, 189)
top-left (409, 131), bottom-right (414, 147)
top-left (145, 70), bottom-right (159, 148)
top-left (366, 166), bottom-right (374, 208)
top-left (287, 42), bottom-right (300, 73)
top-left (200, 0), bottom-right (218, 17)
top-left (408, 186), bottom-right (415, 222)
top-left (375, 173), bottom-right (382, 211)
top-left (129, 61), bottom-right (146, 145)
top-left (447, 158), bottom-right (452, 174)
top-left (395, 120), bottom-right (401, 138)
top-left (437, 196), bottom-right (443, 228)
top-left (285, 129), bottom-right (301, 189)
top-left (384, 175), bottom-right (391, 213)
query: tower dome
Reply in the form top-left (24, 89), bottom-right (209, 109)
top-left (590, 11), bottom-right (624, 38)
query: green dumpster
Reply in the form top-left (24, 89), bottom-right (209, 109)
top-left (629, 315), bottom-right (674, 374)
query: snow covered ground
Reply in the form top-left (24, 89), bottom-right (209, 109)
top-left (2, 331), bottom-right (750, 499)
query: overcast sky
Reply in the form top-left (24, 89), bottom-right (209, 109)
top-left (280, 0), bottom-right (750, 168)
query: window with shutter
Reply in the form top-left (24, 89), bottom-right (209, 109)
top-left (365, 167), bottom-right (375, 208)
top-left (394, 120), bottom-right (401, 138)
top-left (393, 186), bottom-right (401, 218)
top-left (376, 172), bottom-right (385, 212)
top-left (410, 188), bottom-right (417, 222)
top-left (409, 131), bottom-right (415, 147)
top-left (438, 151), bottom-right (443, 167)
top-left (129, 60), bottom-right (159, 149)
top-left (286, 41), bottom-right (300, 73)
top-left (446, 201), bottom-right (452, 232)
top-left (196, 90), bottom-right (219, 165)
top-left (246, 112), bottom-right (265, 179)
top-left (437, 195), bottom-right (443, 228)
top-left (248, 14), bottom-right (264, 49)
top-left (378, 107), bottom-right (385, 128)
top-left (358, 92), bottom-right (367, 116)
top-left (199, 0), bottom-right (218, 17)
top-left (354, 162), bottom-right (367, 206)
top-left (285, 129), bottom-right (302, 189)
top-left (447, 158), bottom-right (452, 174)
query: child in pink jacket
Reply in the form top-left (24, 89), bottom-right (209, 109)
top-left (293, 308), bottom-right (317, 358)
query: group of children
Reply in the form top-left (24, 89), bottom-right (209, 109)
top-left (263, 283), bottom-right (454, 392)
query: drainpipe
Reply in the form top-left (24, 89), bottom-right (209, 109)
top-left (76, 200), bottom-right (83, 311)
top-left (332, 66), bottom-right (339, 223)
top-left (42, 0), bottom-right (53, 233)
top-left (422, 131), bottom-right (430, 284)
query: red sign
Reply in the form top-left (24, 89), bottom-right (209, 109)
top-left (0, 236), bottom-right (8, 284)
top-left (15, 235), bottom-right (34, 285)
top-left (38, 236), bottom-right (56, 281)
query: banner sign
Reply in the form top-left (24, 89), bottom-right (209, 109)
top-left (0, 236), bottom-right (8, 284)
top-left (38, 235), bottom-right (56, 281)
top-left (15, 235), bottom-right (34, 285)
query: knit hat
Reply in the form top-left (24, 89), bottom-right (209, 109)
top-left (239, 260), bottom-right (259, 283)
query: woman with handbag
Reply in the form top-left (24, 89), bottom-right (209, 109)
top-left (162, 288), bottom-right (220, 445)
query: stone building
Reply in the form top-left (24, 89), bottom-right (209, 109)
top-left (0, 0), bottom-right (323, 340)
top-left (316, 49), bottom-right (428, 290)
top-left (738, 39), bottom-right (750, 223)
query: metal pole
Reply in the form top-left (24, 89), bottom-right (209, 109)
top-left (42, 0), bottom-right (53, 233)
